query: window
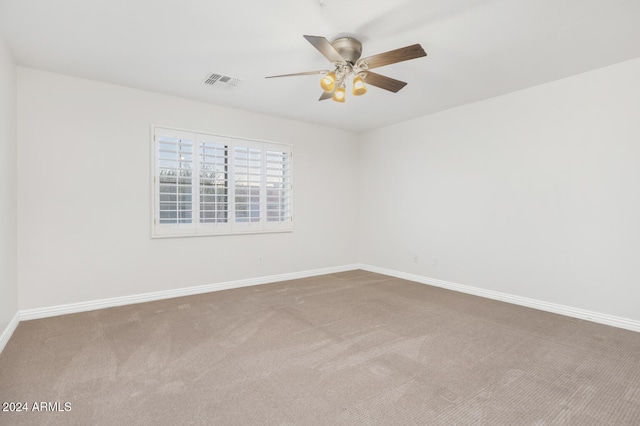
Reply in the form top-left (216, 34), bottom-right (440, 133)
top-left (152, 126), bottom-right (292, 237)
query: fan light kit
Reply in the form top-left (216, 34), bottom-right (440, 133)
top-left (267, 35), bottom-right (427, 103)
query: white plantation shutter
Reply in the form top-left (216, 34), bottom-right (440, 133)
top-left (155, 128), bottom-right (196, 235)
top-left (152, 126), bottom-right (293, 237)
top-left (266, 146), bottom-right (292, 228)
top-left (197, 134), bottom-right (231, 232)
top-left (234, 143), bottom-right (262, 226)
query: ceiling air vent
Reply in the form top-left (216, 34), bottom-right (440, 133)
top-left (204, 73), bottom-right (242, 88)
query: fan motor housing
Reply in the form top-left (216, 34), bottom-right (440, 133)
top-left (331, 37), bottom-right (362, 64)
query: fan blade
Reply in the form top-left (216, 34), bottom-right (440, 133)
top-left (303, 35), bottom-right (345, 63)
top-left (363, 71), bottom-right (407, 93)
top-left (358, 44), bottom-right (426, 70)
top-left (266, 70), bottom-right (328, 78)
top-left (319, 91), bottom-right (334, 101)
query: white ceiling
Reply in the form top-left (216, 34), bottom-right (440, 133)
top-left (1, 0), bottom-right (640, 133)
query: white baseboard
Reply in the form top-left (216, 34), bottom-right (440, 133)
top-left (7, 262), bottom-right (638, 354)
top-left (0, 312), bottom-right (20, 353)
top-left (358, 264), bottom-right (640, 333)
top-left (19, 264), bottom-right (360, 321)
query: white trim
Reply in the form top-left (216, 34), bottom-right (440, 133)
top-left (358, 264), bottom-right (640, 333)
top-left (10, 263), bottom-right (639, 352)
top-left (0, 312), bottom-right (20, 354)
top-left (19, 264), bottom-right (360, 321)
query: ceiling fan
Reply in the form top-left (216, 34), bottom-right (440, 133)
top-left (266, 35), bottom-right (427, 103)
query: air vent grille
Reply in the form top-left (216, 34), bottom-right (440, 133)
top-left (204, 73), bottom-right (242, 88)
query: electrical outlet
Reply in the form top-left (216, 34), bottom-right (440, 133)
top-left (258, 256), bottom-right (263, 265)
top-left (432, 257), bottom-right (438, 267)
top-left (413, 254), bottom-right (418, 263)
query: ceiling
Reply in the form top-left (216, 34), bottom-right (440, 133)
top-left (1, 0), bottom-right (640, 133)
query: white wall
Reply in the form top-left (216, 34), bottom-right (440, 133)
top-left (14, 57), bottom-right (640, 324)
top-left (359, 57), bottom-right (640, 322)
top-left (17, 68), bottom-right (359, 310)
top-left (0, 36), bottom-right (18, 335)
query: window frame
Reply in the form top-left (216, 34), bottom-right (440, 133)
top-left (151, 125), bottom-right (293, 238)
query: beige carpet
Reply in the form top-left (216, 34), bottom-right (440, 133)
top-left (1, 270), bottom-right (640, 425)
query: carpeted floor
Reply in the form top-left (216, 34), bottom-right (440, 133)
top-left (1, 270), bottom-right (640, 425)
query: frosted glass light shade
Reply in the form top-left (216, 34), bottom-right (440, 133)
top-left (320, 72), bottom-right (336, 92)
top-left (332, 87), bottom-right (346, 102)
top-left (352, 75), bottom-right (367, 96)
